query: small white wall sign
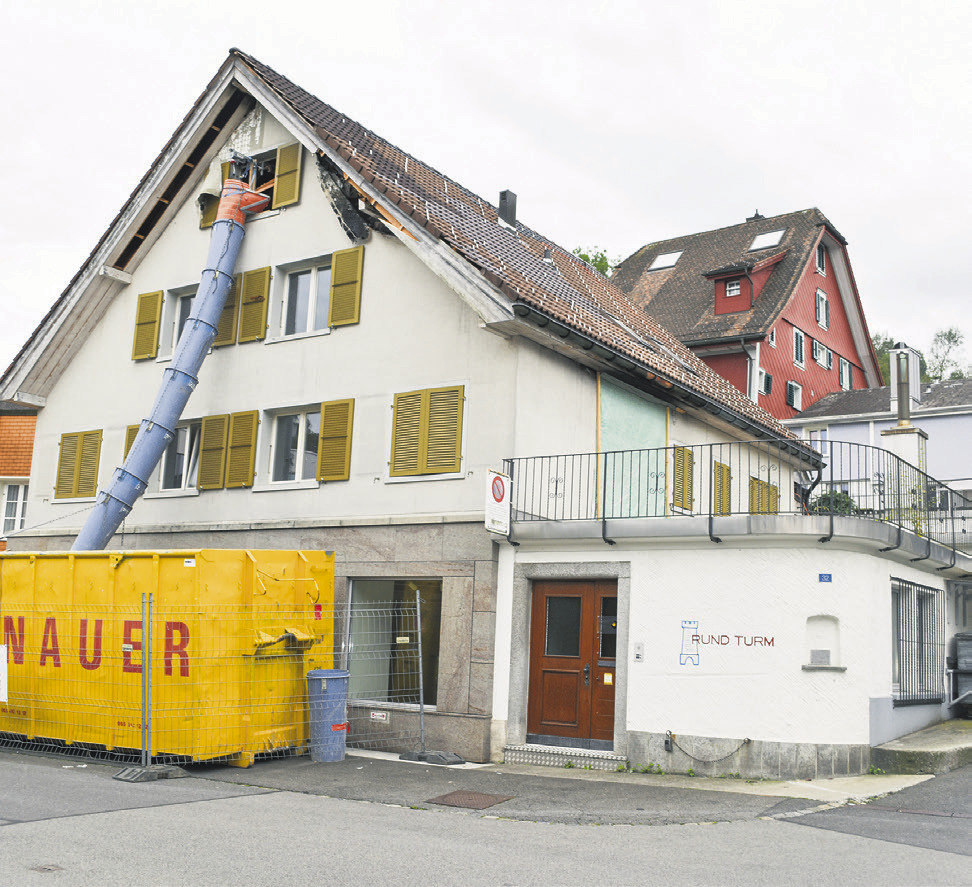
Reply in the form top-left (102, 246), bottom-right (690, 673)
top-left (485, 470), bottom-right (511, 535)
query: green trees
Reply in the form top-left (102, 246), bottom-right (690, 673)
top-left (871, 327), bottom-right (968, 384)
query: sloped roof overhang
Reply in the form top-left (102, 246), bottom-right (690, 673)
top-left (511, 301), bottom-right (822, 468)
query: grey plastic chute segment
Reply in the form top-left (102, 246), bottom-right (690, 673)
top-left (72, 217), bottom-right (246, 550)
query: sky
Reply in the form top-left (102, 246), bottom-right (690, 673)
top-left (2, 0), bottom-right (969, 377)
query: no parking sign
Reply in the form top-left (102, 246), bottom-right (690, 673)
top-left (485, 470), bottom-right (511, 535)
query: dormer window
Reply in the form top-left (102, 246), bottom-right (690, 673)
top-left (749, 230), bottom-right (785, 251)
top-left (816, 243), bottom-right (827, 275)
top-left (649, 250), bottom-right (683, 270)
top-left (725, 279), bottom-right (741, 297)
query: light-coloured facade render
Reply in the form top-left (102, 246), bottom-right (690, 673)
top-left (2, 52), bottom-right (968, 775)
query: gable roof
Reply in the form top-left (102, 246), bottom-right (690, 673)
top-left (614, 207), bottom-right (846, 328)
top-left (795, 378), bottom-right (972, 421)
top-left (0, 49), bottom-right (813, 458)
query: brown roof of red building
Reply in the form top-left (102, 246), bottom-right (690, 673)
top-left (612, 208), bottom-right (844, 344)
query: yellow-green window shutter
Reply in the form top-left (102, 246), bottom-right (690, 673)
top-left (76, 431), bottom-right (102, 498)
top-left (55, 433), bottom-right (81, 499)
top-left (124, 424), bottom-right (141, 459)
top-left (198, 414), bottom-right (229, 490)
top-left (317, 399), bottom-right (354, 482)
top-left (673, 447), bottom-right (694, 510)
top-left (237, 267), bottom-right (271, 343)
top-left (328, 246), bottom-right (364, 327)
top-left (390, 391), bottom-right (423, 476)
top-left (55, 430), bottom-right (102, 499)
top-left (213, 274), bottom-right (241, 347)
top-left (749, 477), bottom-right (759, 513)
top-left (132, 291), bottom-right (163, 360)
top-left (200, 161), bottom-right (231, 229)
top-left (767, 483), bottom-right (780, 515)
top-left (224, 411), bottom-right (259, 488)
top-left (713, 461), bottom-right (731, 516)
top-left (271, 144), bottom-right (302, 209)
top-left (424, 386), bottom-right (464, 473)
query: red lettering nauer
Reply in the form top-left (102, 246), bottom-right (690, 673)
top-left (3, 616), bottom-right (191, 675)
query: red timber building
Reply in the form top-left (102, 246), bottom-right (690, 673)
top-left (612, 209), bottom-right (883, 419)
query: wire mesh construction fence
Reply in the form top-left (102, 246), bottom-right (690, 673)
top-left (0, 595), bottom-right (428, 767)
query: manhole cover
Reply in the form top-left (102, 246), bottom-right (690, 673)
top-left (427, 790), bottom-right (513, 810)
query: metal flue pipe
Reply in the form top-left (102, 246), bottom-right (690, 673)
top-left (73, 158), bottom-right (269, 550)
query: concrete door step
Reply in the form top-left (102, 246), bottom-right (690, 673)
top-left (871, 719), bottom-right (972, 774)
top-left (504, 743), bottom-right (627, 771)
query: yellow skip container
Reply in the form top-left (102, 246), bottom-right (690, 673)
top-left (0, 549), bottom-right (335, 767)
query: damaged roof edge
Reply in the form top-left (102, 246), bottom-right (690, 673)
top-left (1, 55), bottom-right (248, 394)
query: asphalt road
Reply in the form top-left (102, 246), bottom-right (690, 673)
top-left (1, 750), bottom-right (967, 886)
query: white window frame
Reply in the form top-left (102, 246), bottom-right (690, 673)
top-left (749, 230), bottom-right (785, 251)
top-left (812, 339), bottom-right (833, 369)
top-left (815, 289), bottom-right (829, 330)
top-left (159, 421), bottom-right (201, 492)
top-left (839, 356), bottom-right (852, 390)
top-left (265, 406), bottom-right (321, 488)
top-left (648, 250), bottom-right (682, 270)
top-left (816, 243), bottom-right (827, 275)
top-left (269, 256), bottom-right (335, 341)
top-left (793, 328), bottom-right (805, 368)
top-left (808, 428), bottom-right (829, 457)
top-left (2, 481), bottom-right (29, 536)
top-left (786, 381), bottom-right (803, 410)
top-left (158, 285), bottom-right (197, 358)
top-left (767, 328), bottom-right (776, 348)
top-left (725, 279), bottom-right (741, 297)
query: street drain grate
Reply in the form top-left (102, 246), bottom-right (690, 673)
top-left (427, 790), bottom-right (513, 810)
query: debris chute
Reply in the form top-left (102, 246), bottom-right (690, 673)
top-left (73, 156), bottom-right (270, 551)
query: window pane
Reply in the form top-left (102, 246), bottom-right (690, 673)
top-left (161, 427), bottom-right (188, 489)
top-left (285, 271), bottom-right (310, 335)
top-left (177, 294), bottom-right (195, 342)
top-left (545, 597), bottom-right (581, 656)
top-left (599, 597), bottom-right (617, 659)
top-left (348, 579), bottom-right (442, 706)
top-left (185, 426), bottom-right (200, 487)
top-left (272, 414), bottom-right (300, 481)
top-left (3, 485), bottom-right (22, 533)
top-left (313, 266), bottom-right (332, 331)
top-left (302, 412), bottom-right (320, 480)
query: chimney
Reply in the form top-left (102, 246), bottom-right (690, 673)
top-left (889, 342), bottom-right (922, 416)
top-left (498, 190), bottom-right (517, 227)
top-left (747, 210), bottom-right (765, 221)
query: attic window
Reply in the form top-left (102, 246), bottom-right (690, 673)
top-left (649, 250), bottom-right (683, 270)
top-left (749, 230), bottom-right (785, 251)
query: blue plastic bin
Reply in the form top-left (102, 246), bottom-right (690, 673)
top-left (306, 669), bottom-right (350, 762)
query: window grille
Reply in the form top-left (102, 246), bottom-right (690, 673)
top-left (891, 578), bottom-right (944, 706)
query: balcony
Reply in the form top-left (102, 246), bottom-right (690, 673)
top-left (504, 440), bottom-right (971, 566)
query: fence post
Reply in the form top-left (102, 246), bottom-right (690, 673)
top-left (414, 587), bottom-right (426, 755)
top-left (141, 592), bottom-right (153, 769)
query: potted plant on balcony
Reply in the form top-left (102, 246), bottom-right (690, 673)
top-left (809, 491), bottom-right (858, 515)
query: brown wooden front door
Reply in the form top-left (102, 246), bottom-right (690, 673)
top-left (527, 580), bottom-right (617, 748)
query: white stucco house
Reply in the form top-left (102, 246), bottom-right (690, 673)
top-left (2, 51), bottom-right (968, 777)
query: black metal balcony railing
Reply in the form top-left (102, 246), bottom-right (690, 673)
top-left (504, 440), bottom-right (971, 555)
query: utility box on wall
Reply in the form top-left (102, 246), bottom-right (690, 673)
top-left (0, 549), bottom-right (335, 766)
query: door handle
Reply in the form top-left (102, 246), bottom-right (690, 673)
top-left (583, 664), bottom-right (590, 686)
